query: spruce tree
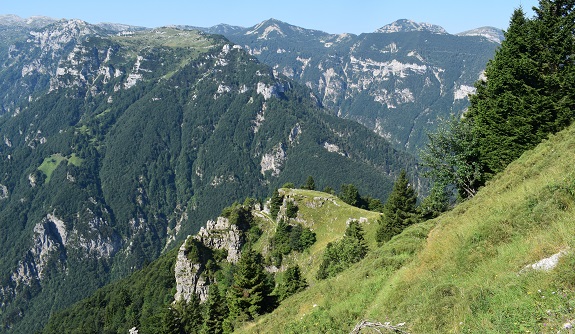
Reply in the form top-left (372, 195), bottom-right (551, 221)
top-left (468, 3), bottom-right (575, 176)
top-left (339, 184), bottom-right (361, 207)
top-left (178, 295), bottom-right (203, 334)
top-left (302, 175), bottom-right (315, 190)
top-left (227, 249), bottom-right (270, 325)
top-left (467, 8), bottom-right (542, 176)
top-left (275, 265), bottom-right (307, 301)
top-left (376, 170), bottom-right (418, 243)
top-left (202, 284), bottom-right (228, 334)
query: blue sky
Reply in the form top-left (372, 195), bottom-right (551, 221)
top-left (1, 0), bottom-right (539, 34)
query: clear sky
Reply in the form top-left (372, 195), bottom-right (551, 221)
top-left (0, 0), bottom-right (540, 34)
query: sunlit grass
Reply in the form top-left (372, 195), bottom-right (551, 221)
top-left (238, 123), bottom-right (575, 333)
top-left (38, 153), bottom-right (84, 183)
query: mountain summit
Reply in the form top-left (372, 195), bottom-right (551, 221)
top-left (375, 19), bottom-right (448, 34)
top-left (457, 26), bottom-right (505, 43)
top-left (245, 18), bottom-right (329, 39)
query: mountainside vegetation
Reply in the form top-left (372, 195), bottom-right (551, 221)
top-left (237, 118), bottom-right (575, 334)
top-left (43, 119), bottom-right (575, 332)
top-left (423, 1), bottom-right (575, 201)
top-left (3, 1), bottom-right (575, 333)
top-left (0, 21), bottom-right (418, 333)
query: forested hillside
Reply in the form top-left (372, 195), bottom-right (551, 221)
top-left (42, 120), bottom-right (575, 333)
top-left (0, 21), bottom-right (417, 333)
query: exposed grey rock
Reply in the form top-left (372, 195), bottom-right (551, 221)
top-left (0, 184), bottom-right (8, 200)
top-left (174, 216), bottom-right (244, 303)
top-left (260, 142), bottom-right (286, 176)
top-left (174, 240), bottom-right (208, 303)
top-left (196, 217), bottom-right (243, 264)
top-left (520, 250), bottom-right (568, 274)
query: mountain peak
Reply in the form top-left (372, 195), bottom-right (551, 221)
top-left (245, 18), bottom-right (327, 39)
top-left (0, 14), bottom-right (58, 28)
top-left (375, 19), bottom-right (448, 34)
top-left (456, 26), bottom-right (504, 43)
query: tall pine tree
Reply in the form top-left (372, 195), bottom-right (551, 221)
top-left (226, 249), bottom-right (270, 326)
top-left (376, 170), bottom-right (418, 243)
top-left (467, 8), bottom-right (543, 176)
top-left (467, 2), bottom-right (575, 176)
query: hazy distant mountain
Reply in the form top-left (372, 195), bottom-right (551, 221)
top-left (0, 14), bottom-right (57, 28)
top-left (220, 18), bottom-right (498, 152)
top-left (375, 19), bottom-right (448, 34)
top-left (457, 26), bottom-right (505, 44)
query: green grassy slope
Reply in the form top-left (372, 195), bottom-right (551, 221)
top-left (240, 123), bottom-right (575, 333)
top-left (42, 122), bottom-right (575, 333)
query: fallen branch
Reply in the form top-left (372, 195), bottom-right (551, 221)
top-left (350, 320), bottom-right (409, 334)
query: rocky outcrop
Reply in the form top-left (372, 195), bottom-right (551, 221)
top-left (1, 212), bottom-right (121, 303)
top-left (174, 241), bottom-right (209, 303)
top-left (260, 142), bottom-right (286, 177)
top-left (174, 216), bottom-right (244, 303)
top-left (0, 184), bottom-right (7, 200)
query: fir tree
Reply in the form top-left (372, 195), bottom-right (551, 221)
top-left (202, 284), bottom-right (228, 334)
top-left (178, 295), bottom-right (203, 334)
top-left (316, 220), bottom-right (368, 279)
top-left (376, 170), bottom-right (418, 243)
top-left (302, 175), bottom-right (315, 190)
top-left (275, 265), bottom-right (307, 301)
top-left (339, 184), bottom-right (361, 207)
top-left (468, 3), bottom-right (575, 176)
top-left (227, 249), bottom-right (270, 325)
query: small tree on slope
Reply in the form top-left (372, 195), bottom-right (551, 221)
top-left (376, 170), bottom-right (418, 243)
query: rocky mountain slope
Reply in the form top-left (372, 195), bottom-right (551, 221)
top-left (1, 15), bottom-right (502, 153)
top-left (0, 19), bottom-right (417, 332)
top-left (216, 19), bottom-right (501, 151)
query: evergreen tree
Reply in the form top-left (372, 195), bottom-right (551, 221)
top-left (275, 265), bottom-right (307, 301)
top-left (227, 249), bottom-right (270, 325)
top-left (202, 284), bottom-right (228, 334)
top-left (302, 176), bottom-right (315, 190)
top-left (339, 184), bottom-right (361, 207)
top-left (178, 295), bottom-right (203, 334)
top-left (532, 0), bottom-right (575, 129)
top-left (468, 3), bottom-right (575, 176)
top-left (316, 220), bottom-right (368, 280)
top-left (161, 305), bottom-right (182, 334)
top-left (285, 200), bottom-right (298, 219)
top-left (376, 170), bottom-right (418, 243)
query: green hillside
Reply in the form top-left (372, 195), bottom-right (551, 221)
top-left (0, 22), bottom-right (418, 333)
top-left (240, 122), bottom-right (575, 333)
top-left (43, 121), bottom-right (575, 333)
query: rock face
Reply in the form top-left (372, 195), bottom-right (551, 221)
top-left (174, 216), bottom-right (244, 303)
top-left (0, 184), bottom-right (7, 200)
top-left (215, 18), bottom-right (499, 152)
top-left (1, 212), bottom-right (121, 305)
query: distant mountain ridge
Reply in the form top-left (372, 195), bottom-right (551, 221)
top-left (457, 26), bottom-right (505, 43)
top-left (216, 18), bottom-right (500, 151)
top-left (375, 19), bottom-right (449, 34)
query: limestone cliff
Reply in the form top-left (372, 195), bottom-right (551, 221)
top-left (174, 216), bottom-right (244, 303)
